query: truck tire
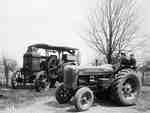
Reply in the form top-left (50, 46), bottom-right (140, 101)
top-left (11, 71), bottom-right (24, 89)
top-left (35, 79), bottom-right (49, 92)
top-left (35, 73), bottom-right (50, 92)
top-left (74, 87), bottom-right (94, 111)
top-left (110, 69), bottom-right (141, 105)
top-left (55, 84), bottom-right (73, 104)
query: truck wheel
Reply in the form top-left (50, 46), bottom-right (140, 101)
top-left (74, 87), bottom-right (94, 111)
top-left (55, 84), bottom-right (73, 104)
top-left (11, 71), bottom-right (24, 89)
top-left (110, 70), bottom-right (141, 105)
top-left (49, 79), bottom-right (56, 88)
top-left (35, 75), bottom-right (50, 92)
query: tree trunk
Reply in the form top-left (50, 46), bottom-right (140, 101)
top-left (3, 56), bottom-right (9, 88)
top-left (106, 54), bottom-right (112, 64)
top-left (4, 66), bottom-right (9, 88)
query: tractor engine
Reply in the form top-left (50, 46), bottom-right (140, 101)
top-left (64, 65), bottom-right (78, 89)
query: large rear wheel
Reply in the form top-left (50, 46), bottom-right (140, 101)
top-left (110, 70), bottom-right (141, 105)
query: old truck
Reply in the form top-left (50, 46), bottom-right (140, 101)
top-left (55, 63), bottom-right (142, 111)
top-left (11, 43), bottom-right (80, 91)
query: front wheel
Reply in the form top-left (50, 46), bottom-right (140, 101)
top-left (55, 84), bottom-right (73, 104)
top-left (74, 87), bottom-right (94, 111)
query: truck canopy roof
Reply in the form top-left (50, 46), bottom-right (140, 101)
top-left (28, 43), bottom-right (78, 51)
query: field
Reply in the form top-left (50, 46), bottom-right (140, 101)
top-left (0, 86), bottom-right (149, 113)
top-left (0, 72), bottom-right (149, 113)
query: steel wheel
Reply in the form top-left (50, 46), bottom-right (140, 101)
top-left (11, 70), bottom-right (24, 89)
top-left (35, 76), bottom-right (50, 92)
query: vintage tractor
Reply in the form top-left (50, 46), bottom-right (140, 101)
top-left (11, 43), bottom-right (80, 91)
top-left (55, 63), bottom-right (142, 111)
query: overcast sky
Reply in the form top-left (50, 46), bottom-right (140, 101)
top-left (0, 0), bottom-right (149, 65)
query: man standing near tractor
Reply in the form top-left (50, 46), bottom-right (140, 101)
top-left (120, 53), bottom-right (130, 67)
top-left (118, 52), bottom-right (137, 70)
top-left (129, 54), bottom-right (136, 69)
top-left (114, 52), bottom-right (130, 73)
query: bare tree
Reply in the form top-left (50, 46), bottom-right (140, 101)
top-left (2, 55), bottom-right (9, 87)
top-left (82, 0), bottom-right (139, 64)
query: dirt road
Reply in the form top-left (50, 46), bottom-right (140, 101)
top-left (0, 87), bottom-right (150, 113)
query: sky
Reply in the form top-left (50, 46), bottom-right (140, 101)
top-left (0, 0), bottom-right (149, 66)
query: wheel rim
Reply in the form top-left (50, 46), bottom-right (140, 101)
top-left (79, 92), bottom-right (92, 108)
top-left (121, 78), bottom-right (139, 100)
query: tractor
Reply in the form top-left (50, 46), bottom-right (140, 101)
top-left (55, 61), bottom-right (142, 111)
top-left (11, 43), bottom-right (80, 91)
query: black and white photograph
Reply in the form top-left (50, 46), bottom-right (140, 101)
top-left (0, 0), bottom-right (150, 113)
